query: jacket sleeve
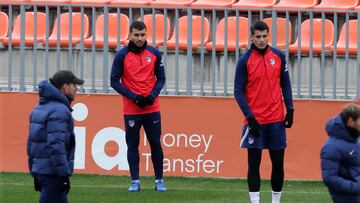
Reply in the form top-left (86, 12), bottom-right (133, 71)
top-left (234, 54), bottom-right (254, 119)
top-left (279, 53), bottom-right (294, 111)
top-left (46, 109), bottom-right (71, 177)
top-left (110, 50), bottom-right (137, 101)
top-left (27, 112), bottom-right (35, 176)
top-left (27, 135), bottom-right (33, 174)
top-left (321, 144), bottom-right (360, 195)
top-left (149, 51), bottom-right (165, 99)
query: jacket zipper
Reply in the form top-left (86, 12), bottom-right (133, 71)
top-left (263, 54), bottom-right (275, 101)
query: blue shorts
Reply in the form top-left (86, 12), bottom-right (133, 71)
top-left (240, 121), bottom-right (287, 150)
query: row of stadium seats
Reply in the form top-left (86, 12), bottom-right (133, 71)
top-left (0, 11), bottom-right (358, 54)
top-left (0, 0), bottom-right (360, 11)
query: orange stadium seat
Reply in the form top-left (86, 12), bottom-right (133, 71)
top-left (191, 0), bottom-right (236, 8)
top-left (313, 0), bottom-right (359, 10)
top-left (205, 17), bottom-right (249, 52)
top-left (232, 0), bottom-right (277, 9)
top-left (71, 0), bottom-right (111, 5)
top-left (46, 12), bottom-right (89, 47)
top-left (331, 20), bottom-right (358, 55)
top-left (111, 0), bottom-right (153, 6)
top-left (289, 19), bottom-right (334, 54)
top-left (263, 17), bottom-right (292, 49)
top-left (167, 15), bottom-right (210, 50)
top-left (0, 0), bottom-right (30, 2)
top-left (150, 0), bottom-right (195, 7)
top-left (272, 0), bottom-right (319, 9)
top-left (84, 13), bottom-right (129, 48)
top-left (30, 0), bottom-right (70, 4)
top-left (141, 14), bottom-right (170, 46)
top-left (0, 12), bottom-right (8, 42)
top-left (2, 12), bottom-right (46, 46)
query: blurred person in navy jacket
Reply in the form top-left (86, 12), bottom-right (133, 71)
top-left (321, 102), bottom-right (360, 203)
top-left (27, 70), bottom-right (83, 203)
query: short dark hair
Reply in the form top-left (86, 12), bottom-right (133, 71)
top-left (129, 21), bottom-right (146, 33)
top-left (49, 70), bottom-right (84, 89)
top-left (341, 104), bottom-right (360, 124)
top-left (251, 21), bottom-right (269, 35)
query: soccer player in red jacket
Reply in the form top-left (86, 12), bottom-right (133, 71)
top-left (234, 21), bottom-right (294, 203)
top-left (110, 21), bottom-right (166, 192)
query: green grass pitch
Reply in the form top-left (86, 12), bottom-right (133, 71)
top-left (0, 172), bottom-right (331, 202)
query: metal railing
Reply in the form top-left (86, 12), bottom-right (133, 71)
top-left (0, 2), bottom-right (359, 100)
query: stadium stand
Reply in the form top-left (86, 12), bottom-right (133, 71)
top-left (167, 15), bottom-right (210, 50)
top-left (71, 0), bottom-right (111, 5)
top-left (263, 17), bottom-right (292, 49)
top-left (141, 14), bottom-right (170, 46)
top-left (2, 12), bottom-right (46, 46)
top-left (232, 0), bottom-right (277, 9)
top-left (110, 0), bottom-right (153, 6)
top-left (331, 20), bottom-right (358, 55)
top-left (84, 13), bottom-right (128, 48)
top-left (0, 0), bottom-right (30, 2)
top-left (30, 0), bottom-right (70, 4)
top-left (272, 0), bottom-right (319, 9)
top-left (0, 0), bottom-right (358, 99)
top-left (205, 17), bottom-right (249, 51)
top-left (289, 18), bottom-right (334, 54)
top-left (191, 0), bottom-right (236, 8)
top-left (150, 0), bottom-right (195, 7)
top-left (46, 12), bottom-right (89, 47)
top-left (0, 12), bottom-right (8, 42)
top-left (313, 0), bottom-right (359, 10)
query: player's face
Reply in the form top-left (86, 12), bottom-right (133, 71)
top-left (348, 117), bottom-right (360, 132)
top-left (251, 29), bottom-right (269, 50)
top-left (353, 118), bottom-right (360, 132)
top-left (129, 28), bottom-right (147, 47)
top-left (62, 83), bottom-right (78, 102)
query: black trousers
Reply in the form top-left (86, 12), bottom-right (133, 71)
top-left (247, 148), bottom-right (285, 192)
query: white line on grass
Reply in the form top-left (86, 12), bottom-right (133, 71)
top-left (0, 182), bottom-right (328, 195)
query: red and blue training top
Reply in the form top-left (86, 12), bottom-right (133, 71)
top-left (110, 45), bottom-right (165, 115)
top-left (234, 45), bottom-right (293, 124)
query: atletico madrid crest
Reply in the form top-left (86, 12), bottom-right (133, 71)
top-left (270, 58), bottom-right (275, 65)
top-left (129, 120), bottom-right (135, 127)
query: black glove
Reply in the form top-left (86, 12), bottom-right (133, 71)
top-left (34, 177), bottom-right (41, 192)
top-left (133, 95), bottom-right (147, 109)
top-left (145, 95), bottom-right (154, 106)
top-left (62, 176), bottom-right (70, 194)
top-left (248, 117), bottom-right (261, 137)
top-left (283, 109), bottom-right (294, 128)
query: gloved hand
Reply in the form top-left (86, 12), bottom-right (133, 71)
top-left (62, 176), bottom-right (70, 194)
top-left (34, 177), bottom-right (41, 192)
top-left (145, 95), bottom-right (154, 106)
top-left (248, 117), bottom-right (261, 137)
top-left (133, 95), bottom-right (147, 109)
top-left (283, 109), bottom-right (294, 128)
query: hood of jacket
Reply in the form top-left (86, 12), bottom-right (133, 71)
top-left (38, 80), bottom-right (70, 108)
top-left (325, 114), bottom-right (357, 142)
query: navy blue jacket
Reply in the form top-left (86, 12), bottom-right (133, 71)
top-left (27, 80), bottom-right (75, 177)
top-left (321, 115), bottom-right (360, 203)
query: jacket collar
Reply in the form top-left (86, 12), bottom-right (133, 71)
top-left (38, 80), bottom-right (71, 109)
top-left (251, 43), bottom-right (270, 55)
top-left (128, 40), bottom-right (147, 54)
